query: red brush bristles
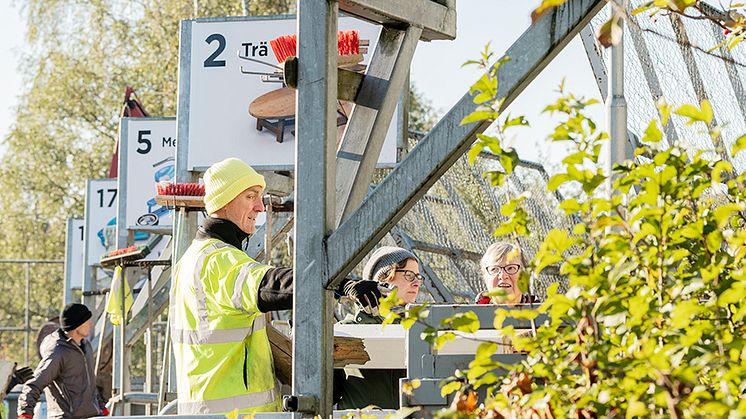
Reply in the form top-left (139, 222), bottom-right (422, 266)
top-left (156, 182), bottom-right (205, 196)
top-left (106, 245), bottom-right (139, 257)
top-left (270, 30), bottom-right (359, 63)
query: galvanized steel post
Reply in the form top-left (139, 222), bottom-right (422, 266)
top-left (607, 0), bottom-right (628, 193)
top-left (293, 0), bottom-right (338, 416)
top-left (25, 262), bottom-right (30, 365)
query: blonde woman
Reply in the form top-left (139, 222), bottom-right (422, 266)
top-left (476, 242), bottom-right (537, 305)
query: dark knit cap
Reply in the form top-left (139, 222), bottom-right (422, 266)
top-left (60, 303), bottom-right (92, 332)
top-left (362, 246), bottom-right (417, 282)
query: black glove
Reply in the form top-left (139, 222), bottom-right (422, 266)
top-left (6, 365), bottom-right (33, 393)
top-left (343, 280), bottom-right (383, 316)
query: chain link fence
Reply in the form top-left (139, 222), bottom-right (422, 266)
top-left (590, 2), bottom-right (746, 171)
top-left (355, 134), bottom-right (574, 305)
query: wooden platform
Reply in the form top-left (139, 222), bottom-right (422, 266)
top-left (154, 195), bottom-right (205, 209)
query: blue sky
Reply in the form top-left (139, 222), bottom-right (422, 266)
top-left (0, 0), bottom-right (603, 165)
top-left (0, 0), bottom-right (24, 151)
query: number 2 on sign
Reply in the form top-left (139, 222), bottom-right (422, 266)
top-left (204, 33), bottom-right (226, 67)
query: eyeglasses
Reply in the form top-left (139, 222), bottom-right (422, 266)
top-left (395, 269), bottom-right (425, 283)
top-left (485, 264), bottom-right (521, 276)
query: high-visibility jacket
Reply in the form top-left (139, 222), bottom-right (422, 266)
top-left (170, 237), bottom-right (281, 414)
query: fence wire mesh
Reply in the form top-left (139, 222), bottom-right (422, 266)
top-left (362, 3), bottom-right (746, 305)
top-left (590, 2), bottom-right (746, 172)
top-left (360, 141), bottom-right (574, 304)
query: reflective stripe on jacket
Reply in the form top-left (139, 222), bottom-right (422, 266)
top-left (170, 238), bottom-right (281, 414)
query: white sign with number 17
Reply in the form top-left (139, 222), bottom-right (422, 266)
top-left (84, 178), bottom-right (118, 266)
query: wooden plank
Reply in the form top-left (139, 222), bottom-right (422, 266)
top-left (0, 360), bottom-right (14, 399)
top-left (326, 0), bottom-right (606, 289)
top-left (267, 323), bottom-right (370, 385)
top-left (154, 195), bottom-right (204, 209)
top-left (338, 0), bottom-right (455, 41)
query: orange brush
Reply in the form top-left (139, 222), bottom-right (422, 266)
top-left (269, 30), bottom-right (365, 66)
top-left (156, 181), bottom-right (205, 196)
top-left (106, 245), bottom-right (140, 257)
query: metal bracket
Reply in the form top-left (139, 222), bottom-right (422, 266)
top-left (284, 57), bottom-right (365, 103)
top-left (282, 394), bottom-right (317, 413)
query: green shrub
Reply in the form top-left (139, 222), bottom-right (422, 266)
top-left (391, 64), bottom-right (746, 418)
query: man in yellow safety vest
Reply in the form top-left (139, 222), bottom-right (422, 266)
top-left (170, 157), bottom-right (380, 414)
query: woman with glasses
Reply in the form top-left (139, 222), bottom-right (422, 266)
top-left (334, 246), bottom-right (423, 410)
top-left (476, 242), bottom-right (538, 305)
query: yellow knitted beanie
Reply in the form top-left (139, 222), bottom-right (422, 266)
top-left (203, 158), bottom-right (266, 214)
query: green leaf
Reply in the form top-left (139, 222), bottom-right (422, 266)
top-left (657, 97), bottom-right (672, 126)
top-left (475, 342), bottom-right (498, 361)
top-left (706, 230), bottom-right (723, 253)
top-left (713, 203), bottom-right (742, 228)
top-left (461, 110), bottom-right (497, 125)
top-left (730, 134), bottom-right (746, 157)
top-left (626, 400), bottom-right (647, 418)
top-left (675, 101), bottom-right (713, 125)
top-left (467, 140), bottom-right (486, 166)
top-left (444, 311), bottom-right (480, 333)
top-left (546, 282), bottom-right (559, 297)
top-left (500, 147), bottom-right (519, 174)
top-left (719, 283), bottom-right (746, 306)
top-left (562, 151), bottom-right (587, 165)
top-left (671, 299), bottom-right (701, 329)
top-left (440, 380), bottom-right (462, 398)
top-left (503, 115), bottom-right (529, 129)
top-left (433, 332), bottom-right (456, 350)
top-left (631, 3), bottom-right (654, 15)
top-left (547, 173), bottom-right (570, 191)
top-left (531, 0), bottom-right (567, 22)
top-left (642, 119), bottom-right (662, 143)
top-left (485, 170), bottom-right (507, 187)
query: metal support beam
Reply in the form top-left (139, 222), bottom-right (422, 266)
top-left (580, 25), bottom-right (608, 100)
top-left (607, 1), bottom-right (629, 185)
top-left (336, 25), bottom-right (422, 224)
top-left (292, 0), bottom-right (337, 416)
top-left (326, 0), bottom-right (605, 288)
top-left (339, 0), bottom-right (455, 41)
top-left (247, 212), bottom-right (294, 262)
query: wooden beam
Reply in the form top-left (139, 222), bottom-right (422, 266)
top-left (338, 0), bottom-right (456, 41)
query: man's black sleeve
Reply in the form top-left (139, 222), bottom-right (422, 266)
top-left (257, 267), bottom-right (294, 312)
top-left (256, 269), bottom-right (356, 313)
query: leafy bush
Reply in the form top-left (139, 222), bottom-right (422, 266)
top-left (390, 61), bottom-right (746, 418)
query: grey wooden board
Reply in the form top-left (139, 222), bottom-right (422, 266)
top-left (326, 0), bottom-right (606, 288)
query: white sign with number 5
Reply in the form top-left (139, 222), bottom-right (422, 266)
top-left (117, 117), bottom-right (176, 250)
top-left (178, 15), bottom-right (399, 171)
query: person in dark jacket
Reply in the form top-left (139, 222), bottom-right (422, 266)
top-left (18, 303), bottom-right (108, 419)
top-left (335, 246), bottom-right (423, 410)
top-left (475, 242), bottom-right (538, 305)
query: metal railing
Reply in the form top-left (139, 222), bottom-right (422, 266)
top-left (0, 259), bottom-right (64, 365)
